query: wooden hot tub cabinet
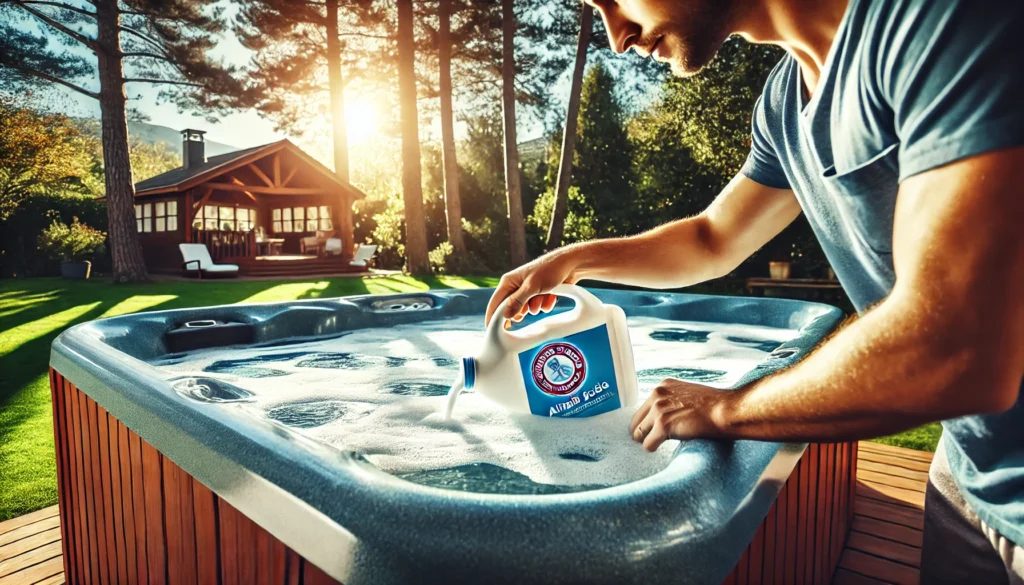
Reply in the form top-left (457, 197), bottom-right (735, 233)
top-left (50, 368), bottom-right (855, 584)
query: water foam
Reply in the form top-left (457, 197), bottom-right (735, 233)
top-left (152, 316), bottom-right (798, 490)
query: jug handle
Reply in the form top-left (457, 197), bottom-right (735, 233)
top-left (485, 284), bottom-right (604, 348)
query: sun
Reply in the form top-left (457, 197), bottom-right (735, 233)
top-left (344, 99), bottom-right (380, 145)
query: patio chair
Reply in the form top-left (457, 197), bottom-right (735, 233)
top-left (299, 230), bottom-right (335, 256)
top-left (350, 244), bottom-right (378, 268)
top-left (179, 243), bottom-right (240, 279)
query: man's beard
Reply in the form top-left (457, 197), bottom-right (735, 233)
top-left (645, 0), bottom-right (735, 77)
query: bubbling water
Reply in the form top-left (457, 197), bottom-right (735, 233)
top-left (152, 316), bottom-right (797, 492)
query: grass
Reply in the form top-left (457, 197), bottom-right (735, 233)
top-left (0, 274), bottom-right (498, 522)
top-left (0, 274), bottom-right (940, 522)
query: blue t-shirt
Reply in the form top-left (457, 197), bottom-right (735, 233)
top-left (740, 0), bottom-right (1024, 544)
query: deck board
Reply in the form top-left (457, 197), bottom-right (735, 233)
top-left (0, 442), bottom-right (935, 585)
top-left (831, 441), bottom-right (931, 585)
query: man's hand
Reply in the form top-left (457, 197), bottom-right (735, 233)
top-left (484, 249), bottom-right (581, 326)
top-left (628, 379), bottom-right (729, 451)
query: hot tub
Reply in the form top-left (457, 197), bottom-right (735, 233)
top-left (48, 288), bottom-right (855, 584)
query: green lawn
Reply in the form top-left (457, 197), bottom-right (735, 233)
top-left (0, 275), bottom-right (939, 522)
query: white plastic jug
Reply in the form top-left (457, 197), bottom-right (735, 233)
top-left (444, 285), bottom-right (638, 419)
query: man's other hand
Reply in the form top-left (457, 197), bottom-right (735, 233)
top-left (629, 379), bottom-right (729, 451)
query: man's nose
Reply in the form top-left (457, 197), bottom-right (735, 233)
top-left (593, 3), bottom-right (641, 54)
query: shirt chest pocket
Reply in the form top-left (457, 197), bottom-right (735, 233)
top-left (821, 143), bottom-right (900, 255)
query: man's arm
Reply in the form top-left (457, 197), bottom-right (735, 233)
top-left (484, 175), bottom-right (800, 324)
top-left (631, 148), bottom-right (1024, 450)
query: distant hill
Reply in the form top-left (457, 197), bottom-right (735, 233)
top-left (126, 122), bottom-right (238, 158)
top-left (518, 136), bottom-right (548, 173)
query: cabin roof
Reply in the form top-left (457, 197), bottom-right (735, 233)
top-left (133, 139), bottom-right (367, 200)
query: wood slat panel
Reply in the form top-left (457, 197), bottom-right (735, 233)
top-left (49, 371), bottom-right (348, 585)
top-left (838, 549), bottom-right (919, 585)
top-left (77, 393), bottom-right (101, 585)
top-left (67, 380), bottom-right (92, 585)
top-left (128, 432), bottom-right (150, 584)
top-left (117, 421), bottom-right (140, 585)
top-left (191, 480), bottom-right (219, 585)
top-left (48, 374), bottom-right (72, 585)
top-left (141, 440), bottom-right (167, 585)
top-left (720, 441), bottom-right (857, 585)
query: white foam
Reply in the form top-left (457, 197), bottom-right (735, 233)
top-left (153, 315), bottom-right (798, 487)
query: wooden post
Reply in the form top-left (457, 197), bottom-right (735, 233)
top-left (184, 191), bottom-right (193, 243)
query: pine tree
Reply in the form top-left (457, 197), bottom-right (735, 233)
top-left (501, 0), bottom-right (527, 267)
top-left (437, 0), bottom-right (465, 254)
top-left (0, 0), bottom-right (248, 283)
top-left (574, 62), bottom-right (635, 237)
top-left (397, 0), bottom-right (429, 274)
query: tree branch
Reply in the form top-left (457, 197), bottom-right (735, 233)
top-left (12, 1), bottom-right (98, 49)
top-left (118, 25), bottom-right (167, 54)
top-left (20, 1), bottom-right (94, 17)
top-left (120, 51), bottom-right (171, 62)
top-left (123, 77), bottom-right (203, 88)
top-left (3, 62), bottom-right (98, 99)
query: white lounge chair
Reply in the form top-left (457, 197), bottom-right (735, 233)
top-left (179, 243), bottom-right (240, 279)
top-left (350, 244), bottom-right (377, 268)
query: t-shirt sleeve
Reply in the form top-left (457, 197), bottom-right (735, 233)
top-left (740, 91), bottom-right (791, 190)
top-left (880, 0), bottom-right (1024, 181)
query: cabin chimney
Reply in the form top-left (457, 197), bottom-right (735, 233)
top-left (181, 129), bottom-right (207, 169)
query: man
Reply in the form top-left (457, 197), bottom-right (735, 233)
top-left (483, 0), bottom-right (1023, 581)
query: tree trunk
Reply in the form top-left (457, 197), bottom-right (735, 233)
top-left (546, 5), bottom-right (592, 251)
top-left (501, 0), bottom-right (527, 267)
top-left (438, 0), bottom-right (465, 254)
top-left (325, 0), bottom-right (354, 258)
top-left (396, 0), bottom-right (430, 275)
top-left (96, 2), bottom-right (148, 283)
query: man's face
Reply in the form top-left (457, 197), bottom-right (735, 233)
top-left (583, 0), bottom-right (737, 76)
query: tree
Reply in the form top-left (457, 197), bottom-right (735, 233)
top-left (574, 63), bottom-right (635, 237)
top-left (0, 0), bottom-right (247, 282)
top-left (0, 97), bottom-right (97, 220)
top-left (501, 0), bottom-right (527, 267)
top-left (233, 0), bottom-right (385, 258)
top-left (545, 4), bottom-right (592, 250)
top-left (396, 0), bottom-right (429, 274)
top-left (437, 0), bottom-right (465, 254)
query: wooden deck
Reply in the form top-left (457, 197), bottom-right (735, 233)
top-left (0, 441), bottom-right (932, 585)
top-left (833, 441), bottom-right (931, 585)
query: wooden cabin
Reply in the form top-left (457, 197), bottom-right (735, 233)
top-left (132, 129), bottom-right (368, 277)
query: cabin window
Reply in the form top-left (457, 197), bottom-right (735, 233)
top-left (272, 206), bottom-right (333, 233)
top-left (134, 203), bottom-right (152, 233)
top-left (153, 200), bottom-right (178, 232)
top-left (194, 205), bottom-right (256, 232)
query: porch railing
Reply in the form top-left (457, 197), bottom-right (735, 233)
top-left (191, 229), bottom-right (256, 261)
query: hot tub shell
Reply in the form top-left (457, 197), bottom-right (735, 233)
top-left (49, 288), bottom-right (855, 584)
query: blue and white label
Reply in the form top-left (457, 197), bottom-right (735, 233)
top-left (518, 324), bottom-right (621, 418)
